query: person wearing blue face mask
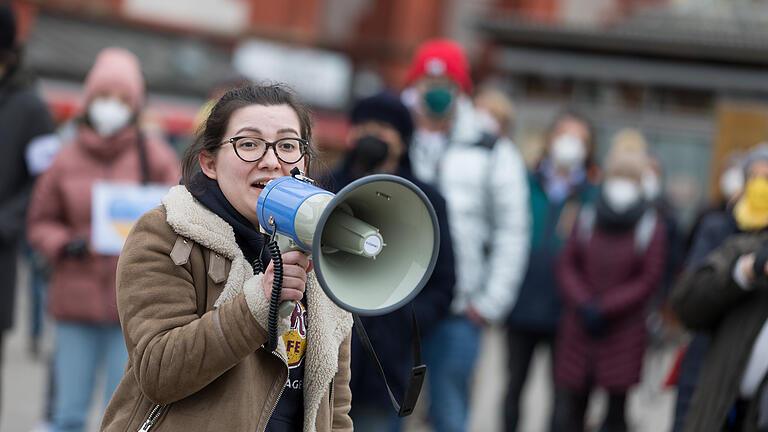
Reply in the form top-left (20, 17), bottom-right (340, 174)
top-left (402, 39), bottom-right (530, 432)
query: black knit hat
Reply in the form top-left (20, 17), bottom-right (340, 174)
top-left (0, 5), bottom-right (16, 53)
top-left (350, 92), bottom-right (414, 146)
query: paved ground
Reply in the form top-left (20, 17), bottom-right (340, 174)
top-left (2, 258), bottom-right (678, 432)
top-left (402, 327), bottom-right (678, 432)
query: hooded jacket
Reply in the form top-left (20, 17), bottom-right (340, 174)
top-left (100, 185), bottom-right (354, 431)
top-left (408, 96), bottom-right (529, 322)
top-left (26, 126), bottom-right (180, 323)
top-left (26, 47), bottom-right (180, 323)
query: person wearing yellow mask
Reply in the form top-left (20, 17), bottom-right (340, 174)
top-left (672, 144), bottom-right (768, 432)
top-left (734, 148), bottom-right (768, 231)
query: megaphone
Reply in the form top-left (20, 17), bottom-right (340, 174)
top-left (256, 171), bottom-right (440, 316)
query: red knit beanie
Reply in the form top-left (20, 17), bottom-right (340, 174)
top-left (83, 47), bottom-right (145, 111)
top-left (405, 39), bottom-right (472, 93)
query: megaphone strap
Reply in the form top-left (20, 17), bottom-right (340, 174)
top-left (352, 305), bottom-right (426, 418)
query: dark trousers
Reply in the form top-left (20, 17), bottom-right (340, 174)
top-left (559, 388), bottom-right (627, 432)
top-left (504, 328), bottom-right (562, 432)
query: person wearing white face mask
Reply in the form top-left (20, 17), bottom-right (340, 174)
top-left (555, 151), bottom-right (667, 432)
top-left (26, 47), bottom-right (180, 432)
top-left (504, 110), bottom-right (598, 432)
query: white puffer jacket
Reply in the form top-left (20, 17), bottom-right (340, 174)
top-left (409, 96), bottom-right (530, 323)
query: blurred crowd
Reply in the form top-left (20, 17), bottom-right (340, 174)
top-left (3, 3), bottom-right (768, 432)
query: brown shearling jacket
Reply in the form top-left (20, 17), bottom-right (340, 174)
top-left (100, 185), bottom-right (354, 432)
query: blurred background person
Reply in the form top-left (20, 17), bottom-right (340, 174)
top-left (26, 47), bottom-right (180, 432)
top-left (639, 148), bottom-right (688, 410)
top-left (642, 151), bottom-right (685, 301)
top-left (669, 147), bottom-right (754, 432)
top-left (473, 86), bottom-right (515, 139)
top-left (555, 148), bottom-right (667, 432)
top-left (504, 109), bottom-right (598, 432)
top-left (192, 71), bottom-right (251, 135)
top-left (719, 152), bottom-right (748, 210)
top-left (671, 144), bottom-right (768, 432)
top-left (324, 92), bottom-right (456, 432)
top-left (402, 38), bottom-right (529, 432)
top-left (686, 150), bottom-right (746, 251)
top-left (0, 3), bottom-right (56, 419)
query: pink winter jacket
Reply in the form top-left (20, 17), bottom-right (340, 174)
top-left (27, 125), bottom-right (180, 323)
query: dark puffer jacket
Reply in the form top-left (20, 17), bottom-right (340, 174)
top-left (555, 209), bottom-right (666, 392)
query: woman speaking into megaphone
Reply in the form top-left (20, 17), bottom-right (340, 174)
top-left (101, 84), bottom-right (354, 432)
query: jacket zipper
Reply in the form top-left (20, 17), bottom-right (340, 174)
top-left (138, 404), bottom-right (167, 432)
top-left (261, 349), bottom-right (289, 432)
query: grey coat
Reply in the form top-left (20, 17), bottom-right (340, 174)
top-left (672, 231), bottom-right (768, 432)
top-left (0, 62), bottom-right (55, 332)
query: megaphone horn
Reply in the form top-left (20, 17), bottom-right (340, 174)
top-left (256, 173), bottom-right (440, 316)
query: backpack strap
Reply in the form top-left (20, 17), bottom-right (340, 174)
top-left (475, 132), bottom-right (498, 150)
top-left (476, 132), bottom-right (500, 258)
top-left (170, 235), bottom-right (207, 316)
top-left (137, 132), bottom-right (150, 185)
top-left (634, 209), bottom-right (658, 256)
top-left (576, 206), bottom-right (657, 255)
top-left (577, 205), bottom-right (597, 245)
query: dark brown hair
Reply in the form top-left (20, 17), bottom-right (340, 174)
top-left (182, 84), bottom-right (314, 192)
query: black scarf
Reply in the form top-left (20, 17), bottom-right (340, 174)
top-left (188, 173), bottom-right (270, 272)
top-left (595, 192), bottom-right (648, 231)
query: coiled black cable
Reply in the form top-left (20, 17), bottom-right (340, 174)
top-left (265, 237), bottom-right (283, 352)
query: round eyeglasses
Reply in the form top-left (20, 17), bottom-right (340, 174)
top-left (222, 136), bottom-right (309, 164)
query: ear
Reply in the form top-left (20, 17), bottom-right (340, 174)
top-left (199, 151), bottom-right (217, 180)
top-left (345, 128), bottom-right (358, 150)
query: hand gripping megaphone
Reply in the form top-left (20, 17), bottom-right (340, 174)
top-left (256, 169), bottom-right (440, 317)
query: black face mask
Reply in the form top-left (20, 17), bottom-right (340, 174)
top-left (350, 135), bottom-right (389, 174)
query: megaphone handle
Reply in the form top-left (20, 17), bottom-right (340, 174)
top-left (279, 300), bottom-right (296, 317)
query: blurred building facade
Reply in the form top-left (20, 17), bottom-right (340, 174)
top-left (9, 0), bottom-right (465, 149)
top-left (477, 0), bottom-right (768, 228)
top-left (8, 0), bottom-right (768, 224)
